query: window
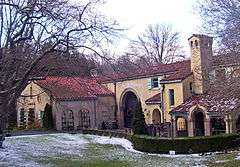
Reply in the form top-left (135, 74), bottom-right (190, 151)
top-left (152, 78), bottom-right (159, 88)
top-left (189, 82), bottom-right (193, 93)
top-left (195, 40), bottom-right (199, 47)
top-left (79, 109), bottom-right (90, 129)
top-left (148, 77), bottom-right (161, 89)
top-left (28, 108), bottom-right (35, 126)
top-left (169, 89), bottom-right (175, 106)
top-left (62, 110), bottom-right (74, 130)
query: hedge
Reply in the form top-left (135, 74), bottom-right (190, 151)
top-left (82, 129), bottom-right (132, 140)
top-left (131, 134), bottom-right (240, 154)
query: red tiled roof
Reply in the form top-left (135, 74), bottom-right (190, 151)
top-left (170, 94), bottom-right (240, 114)
top-left (36, 76), bottom-right (114, 100)
top-left (96, 60), bottom-right (191, 83)
top-left (145, 93), bottom-right (161, 104)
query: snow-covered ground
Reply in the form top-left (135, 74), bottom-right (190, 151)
top-left (0, 133), bottom-right (234, 167)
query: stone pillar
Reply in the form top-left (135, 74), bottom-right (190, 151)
top-left (119, 106), bottom-right (124, 128)
top-left (204, 118), bottom-right (211, 136)
top-left (172, 116), bottom-right (177, 138)
top-left (188, 119), bottom-right (194, 137)
top-left (225, 115), bottom-right (231, 134)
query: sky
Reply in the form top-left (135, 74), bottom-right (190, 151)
top-left (76, 0), bottom-right (203, 57)
top-left (99, 0), bottom-right (203, 57)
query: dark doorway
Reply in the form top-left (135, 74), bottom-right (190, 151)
top-left (122, 91), bottom-right (138, 128)
top-left (193, 110), bottom-right (205, 136)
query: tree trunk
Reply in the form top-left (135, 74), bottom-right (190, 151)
top-left (0, 94), bottom-right (9, 147)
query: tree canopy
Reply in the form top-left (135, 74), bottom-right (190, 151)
top-left (198, 0), bottom-right (240, 53)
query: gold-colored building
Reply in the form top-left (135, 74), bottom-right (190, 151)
top-left (17, 34), bottom-right (240, 137)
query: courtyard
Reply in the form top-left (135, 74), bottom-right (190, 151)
top-left (0, 133), bottom-right (239, 167)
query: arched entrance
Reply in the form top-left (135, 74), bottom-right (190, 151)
top-left (122, 91), bottom-right (139, 128)
top-left (152, 109), bottom-right (161, 124)
top-left (193, 109), bottom-right (205, 136)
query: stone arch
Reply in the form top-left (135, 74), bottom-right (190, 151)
top-left (191, 107), bottom-right (206, 136)
top-left (152, 108), bottom-right (161, 124)
top-left (120, 88), bottom-right (140, 128)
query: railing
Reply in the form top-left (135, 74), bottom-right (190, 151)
top-left (146, 123), bottom-right (171, 138)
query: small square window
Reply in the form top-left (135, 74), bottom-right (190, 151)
top-left (152, 78), bottom-right (159, 88)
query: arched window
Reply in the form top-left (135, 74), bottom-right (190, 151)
top-left (62, 110), bottom-right (74, 131)
top-left (152, 109), bottom-right (161, 124)
top-left (19, 108), bottom-right (26, 128)
top-left (79, 109), bottom-right (90, 129)
top-left (68, 110), bottom-right (74, 130)
top-left (62, 111), bottom-right (67, 130)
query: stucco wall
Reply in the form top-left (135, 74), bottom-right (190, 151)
top-left (103, 76), bottom-right (167, 126)
top-left (17, 82), bottom-right (51, 127)
top-left (162, 82), bottom-right (183, 122)
top-left (54, 96), bottom-right (115, 131)
top-left (96, 96), bottom-right (115, 128)
top-left (54, 100), bottom-right (95, 130)
top-left (182, 75), bottom-right (194, 102)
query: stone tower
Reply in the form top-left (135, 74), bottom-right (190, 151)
top-left (188, 34), bottom-right (213, 94)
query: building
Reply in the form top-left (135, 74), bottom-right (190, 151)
top-left (17, 34), bottom-right (240, 137)
top-left (96, 34), bottom-right (240, 137)
top-left (17, 77), bottom-right (115, 130)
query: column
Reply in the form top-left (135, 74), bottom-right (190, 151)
top-left (172, 116), bottom-right (177, 138)
top-left (204, 118), bottom-right (211, 136)
top-left (188, 119), bottom-right (194, 137)
top-left (225, 115), bottom-right (230, 134)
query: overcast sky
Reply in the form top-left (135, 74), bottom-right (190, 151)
top-left (101, 0), bottom-right (203, 56)
top-left (78, 0), bottom-right (203, 56)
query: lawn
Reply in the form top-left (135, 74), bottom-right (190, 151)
top-left (0, 133), bottom-right (240, 167)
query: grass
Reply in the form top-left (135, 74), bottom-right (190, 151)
top-left (204, 151), bottom-right (240, 167)
top-left (42, 159), bottom-right (131, 167)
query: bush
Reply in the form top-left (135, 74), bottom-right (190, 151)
top-left (132, 101), bottom-right (147, 135)
top-left (131, 134), bottom-right (240, 154)
top-left (42, 103), bottom-right (54, 129)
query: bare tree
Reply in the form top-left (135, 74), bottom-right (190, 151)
top-left (0, 0), bottom-right (121, 141)
top-left (198, 0), bottom-right (240, 53)
top-left (126, 24), bottom-right (185, 65)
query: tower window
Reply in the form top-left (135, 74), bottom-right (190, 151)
top-left (195, 40), bottom-right (199, 47)
top-left (190, 41), bottom-right (193, 47)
